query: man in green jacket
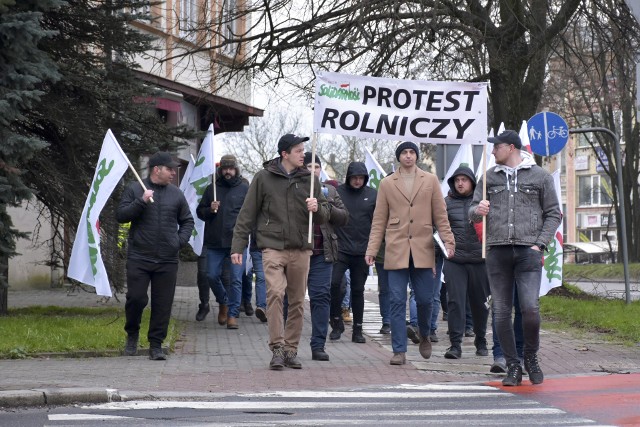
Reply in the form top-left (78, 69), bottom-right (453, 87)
top-left (231, 134), bottom-right (330, 370)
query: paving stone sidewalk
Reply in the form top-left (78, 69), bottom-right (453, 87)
top-left (1, 285), bottom-right (639, 407)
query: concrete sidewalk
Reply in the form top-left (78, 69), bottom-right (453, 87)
top-left (1, 285), bottom-right (639, 408)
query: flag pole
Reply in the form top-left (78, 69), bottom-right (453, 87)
top-left (308, 133), bottom-right (317, 244)
top-left (109, 130), bottom-right (154, 204)
top-left (481, 141), bottom-right (487, 258)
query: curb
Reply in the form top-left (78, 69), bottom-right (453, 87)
top-left (0, 388), bottom-right (121, 408)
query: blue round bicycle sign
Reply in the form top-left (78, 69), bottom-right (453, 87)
top-left (527, 112), bottom-right (569, 156)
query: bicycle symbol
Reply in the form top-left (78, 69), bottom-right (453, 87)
top-left (547, 126), bottom-right (568, 139)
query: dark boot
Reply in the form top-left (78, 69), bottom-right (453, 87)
top-left (502, 363), bottom-right (523, 386)
top-left (524, 353), bottom-right (544, 384)
top-left (329, 317), bottom-right (344, 340)
top-left (124, 334), bottom-right (138, 356)
top-left (195, 303), bottom-right (210, 321)
top-left (269, 346), bottom-right (285, 370)
top-left (284, 350), bottom-right (302, 369)
top-left (444, 345), bottom-right (461, 359)
top-left (244, 302), bottom-right (254, 316)
top-left (352, 325), bottom-right (366, 343)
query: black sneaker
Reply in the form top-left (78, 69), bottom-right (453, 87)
top-left (379, 324), bottom-right (391, 334)
top-left (444, 346), bottom-right (461, 359)
top-left (255, 307), bottom-right (268, 323)
top-left (269, 346), bottom-right (285, 370)
top-left (311, 349), bottom-right (330, 361)
top-left (329, 317), bottom-right (344, 340)
top-left (195, 303), bottom-right (210, 321)
top-left (244, 302), bottom-right (254, 316)
top-left (406, 325), bottom-right (420, 344)
top-left (475, 347), bottom-right (489, 357)
top-left (464, 329), bottom-right (475, 337)
top-left (149, 346), bottom-right (166, 361)
top-left (124, 335), bottom-right (138, 356)
top-left (502, 363), bottom-right (523, 386)
top-left (429, 330), bottom-right (439, 343)
top-left (284, 350), bottom-right (302, 369)
top-left (524, 353), bottom-right (544, 384)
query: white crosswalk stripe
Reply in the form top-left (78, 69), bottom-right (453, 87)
top-left (48, 384), bottom-right (611, 426)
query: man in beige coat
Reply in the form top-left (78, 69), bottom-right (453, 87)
top-left (366, 141), bottom-right (455, 366)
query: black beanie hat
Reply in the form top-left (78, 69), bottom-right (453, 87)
top-left (395, 141), bottom-right (420, 161)
top-left (303, 152), bottom-right (321, 167)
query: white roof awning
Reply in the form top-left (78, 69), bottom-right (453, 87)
top-left (564, 242), bottom-right (617, 254)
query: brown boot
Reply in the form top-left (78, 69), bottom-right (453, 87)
top-left (218, 304), bottom-right (228, 325)
top-left (226, 316), bottom-right (238, 329)
top-left (419, 335), bottom-right (432, 359)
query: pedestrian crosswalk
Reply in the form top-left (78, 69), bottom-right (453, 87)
top-left (44, 384), bottom-right (610, 426)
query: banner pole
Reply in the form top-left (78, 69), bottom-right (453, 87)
top-left (481, 142), bottom-right (487, 258)
top-left (109, 130), bottom-right (154, 204)
top-left (308, 133), bottom-right (317, 244)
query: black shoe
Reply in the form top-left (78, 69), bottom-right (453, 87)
top-left (269, 346), bottom-right (285, 370)
top-left (524, 353), bottom-right (544, 384)
top-left (124, 335), bottom-right (138, 356)
top-left (490, 357), bottom-right (507, 373)
top-left (406, 325), bottom-right (420, 344)
top-left (502, 363), bottom-right (523, 386)
top-left (444, 346), bottom-right (461, 359)
top-left (149, 346), bottom-right (166, 361)
top-left (465, 329), bottom-right (475, 337)
top-left (239, 301), bottom-right (246, 313)
top-left (352, 325), bottom-right (366, 343)
top-left (311, 349), bottom-right (330, 361)
top-left (329, 317), bottom-right (344, 340)
top-left (475, 347), bottom-right (489, 356)
top-left (255, 307), bottom-right (267, 322)
top-left (429, 330), bottom-right (439, 343)
top-left (195, 303), bottom-right (210, 321)
top-left (284, 350), bottom-right (302, 369)
top-left (442, 312), bottom-right (448, 321)
top-left (379, 324), bottom-right (391, 334)
top-left (244, 302), bottom-right (254, 316)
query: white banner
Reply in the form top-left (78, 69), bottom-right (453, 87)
top-left (313, 71), bottom-right (488, 145)
top-left (180, 124), bottom-right (216, 255)
top-left (540, 170), bottom-right (564, 296)
top-left (364, 147), bottom-right (387, 190)
top-left (68, 130), bottom-right (130, 297)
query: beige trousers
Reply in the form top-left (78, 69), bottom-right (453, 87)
top-left (262, 248), bottom-right (311, 352)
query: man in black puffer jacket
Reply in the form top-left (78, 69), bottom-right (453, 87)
top-left (443, 166), bottom-right (489, 360)
top-left (197, 154), bottom-right (249, 330)
top-left (117, 152), bottom-right (194, 361)
top-left (329, 161), bottom-right (377, 344)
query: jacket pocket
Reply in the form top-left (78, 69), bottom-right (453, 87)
top-left (387, 217), bottom-right (400, 228)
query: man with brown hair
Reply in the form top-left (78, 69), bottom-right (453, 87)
top-left (231, 135), bottom-right (330, 370)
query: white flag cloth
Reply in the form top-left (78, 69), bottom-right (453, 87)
top-left (364, 147), bottom-right (387, 190)
top-left (67, 130), bottom-right (130, 297)
top-left (540, 170), bottom-right (564, 296)
top-left (441, 143), bottom-right (476, 196)
top-left (180, 124), bottom-right (216, 255)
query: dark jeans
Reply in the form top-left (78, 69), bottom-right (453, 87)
top-left (197, 254), bottom-right (226, 306)
top-left (486, 245), bottom-right (543, 366)
top-left (443, 261), bottom-right (489, 348)
top-left (125, 259), bottom-right (178, 346)
top-left (388, 256), bottom-right (434, 353)
top-left (376, 262), bottom-right (390, 325)
top-left (207, 248), bottom-right (245, 318)
top-left (492, 288), bottom-right (524, 359)
top-left (308, 254), bottom-right (333, 350)
top-left (330, 253), bottom-right (368, 326)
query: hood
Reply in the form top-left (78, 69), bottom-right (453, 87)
top-left (447, 165), bottom-right (476, 195)
top-left (493, 151), bottom-right (536, 192)
top-left (264, 157), bottom-right (310, 179)
top-left (345, 162), bottom-right (369, 187)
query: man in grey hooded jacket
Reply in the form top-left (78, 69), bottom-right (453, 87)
top-left (470, 130), bottom-right (561, 387)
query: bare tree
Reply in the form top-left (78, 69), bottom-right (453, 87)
top-left (542, 0), bottom-right (640, 261)
top-left (169, 0), bottom-right (582, 131)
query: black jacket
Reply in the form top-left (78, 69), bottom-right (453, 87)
top-left (336, 162), bottom-right (377, 255)
top-left (316, 183), bottom-right (349, 262)
top-left (446, 166), bottom-right (482, 263)
top-left (197, 174), bottom-right (249, 249)
top-left (116, 177), bottom-right (194, 263)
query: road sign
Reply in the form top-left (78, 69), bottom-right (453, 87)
top-left (527, 112), bottom-right (569, 156)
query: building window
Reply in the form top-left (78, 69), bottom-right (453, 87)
top-left (222, 0), bottom-right (239, 56)
top-left (179, 0), bottom-right (198, 39)
top-left (578, 175), bottom-right (612, 206)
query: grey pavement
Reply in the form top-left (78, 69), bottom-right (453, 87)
top-left (1, 284), bottom-right (640, 408)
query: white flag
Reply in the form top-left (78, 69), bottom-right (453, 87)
top-left (364, 147), bottom-right (387, 190)
top-left (67, 130), bottom-right (130, 297)
top-left (540, 170), bottom-right (563, 296)
top-left (441, 143), bottom-right (476, 197)
top-left (180, 124), bottom-right (215, 255)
